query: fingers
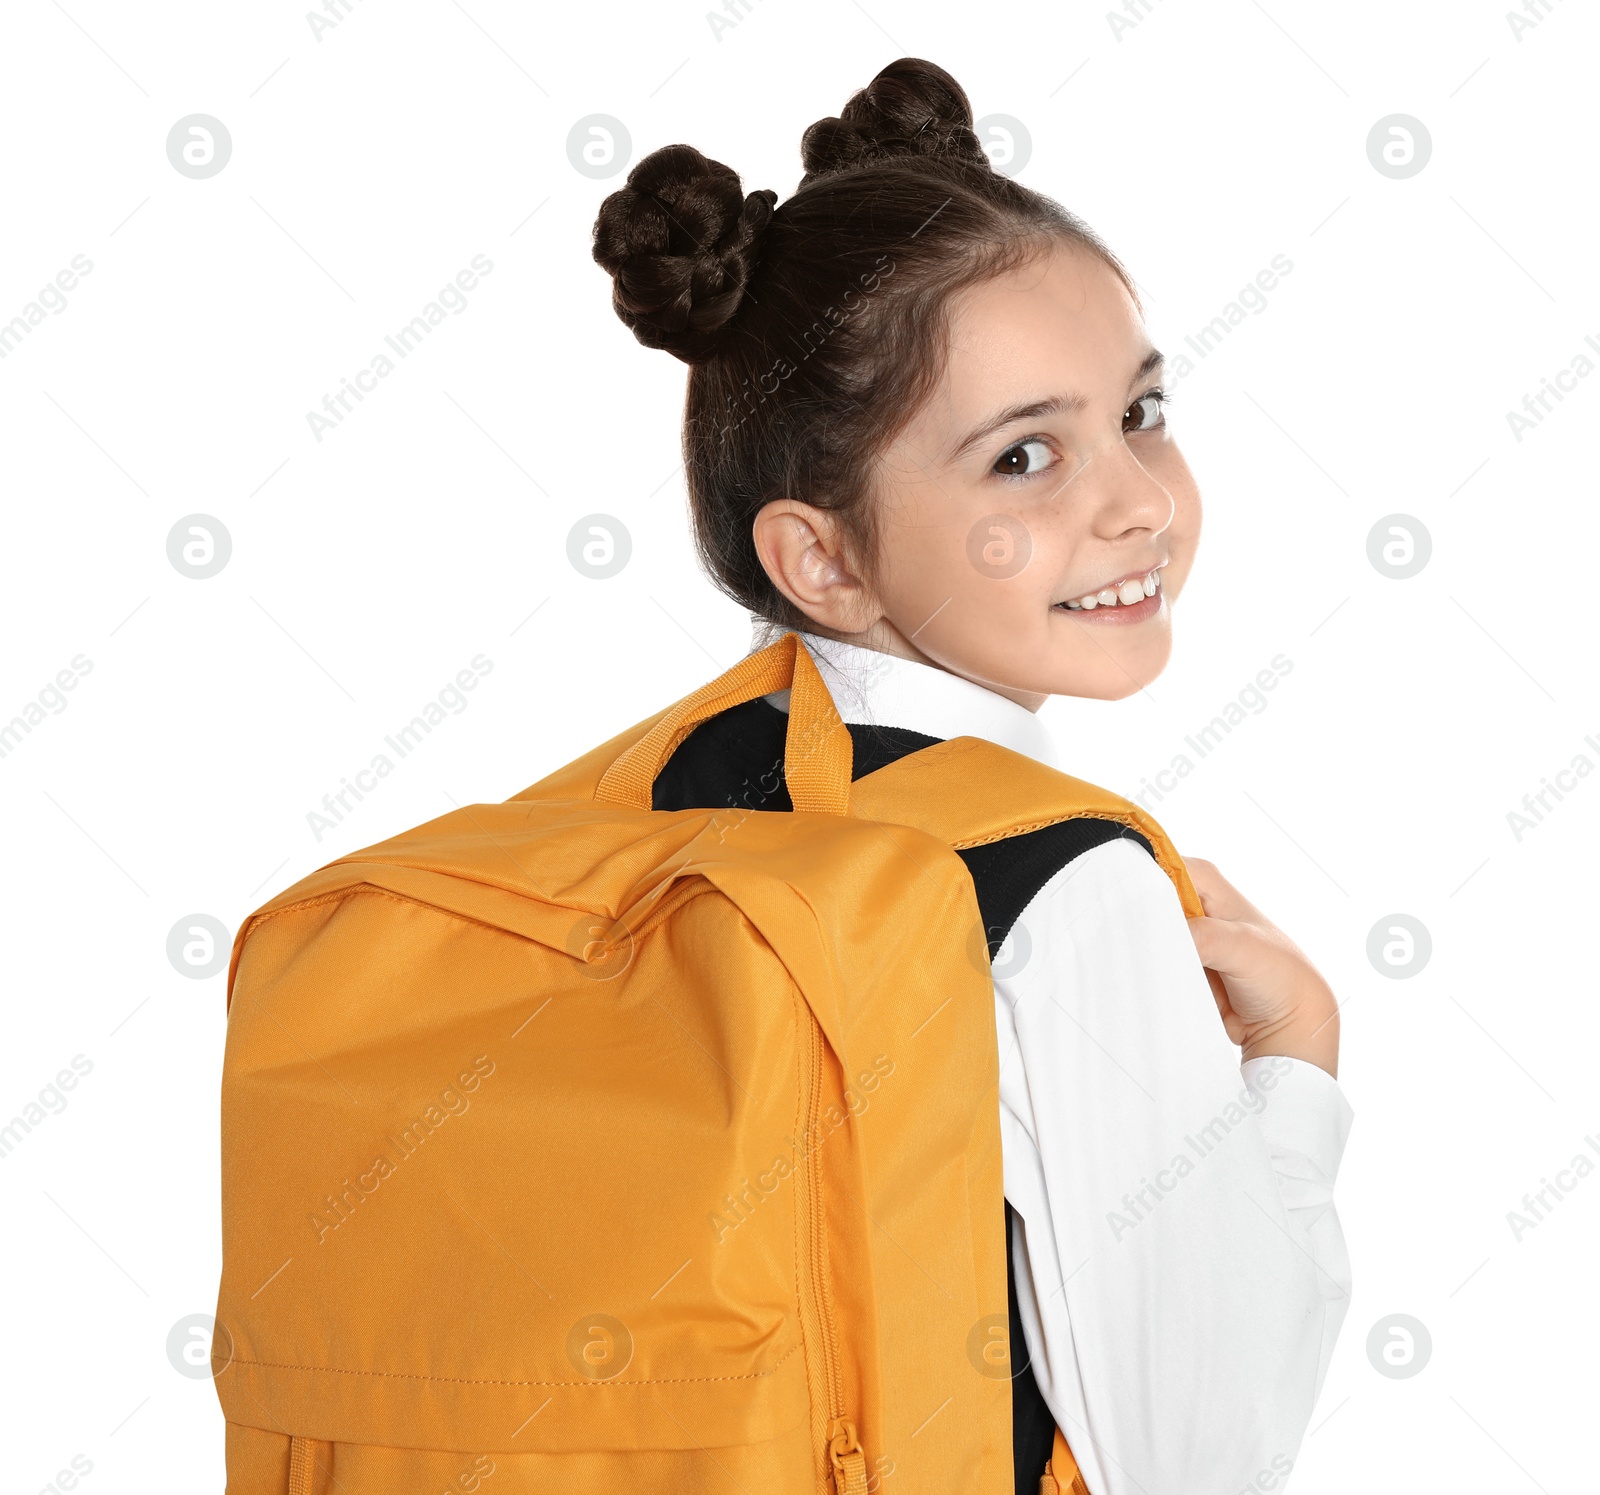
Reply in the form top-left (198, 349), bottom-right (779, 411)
top-left (1187, 912), bottom-right (1255, 974)
top-left (1183, 856), bottom-right (1259, 923)
top-left (1186, 918), bottom-right (1247, 1037)
top-left (1204, 965), bottom-right (1235, 1027)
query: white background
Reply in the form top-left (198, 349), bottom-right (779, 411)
top-left (2, 1), bottom-right (1596, 1489)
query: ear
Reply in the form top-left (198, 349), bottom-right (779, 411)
top-left (752, 500), bottom-right (881, 633)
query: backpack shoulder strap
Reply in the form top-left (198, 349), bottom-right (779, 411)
top-left (504, 635), bottom-right (1201, 918)
top-left (847, 735), bottom-right (1202, 918)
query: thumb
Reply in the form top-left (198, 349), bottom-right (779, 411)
top-left (1187, 913), bottom-right (1254, 976)
top-left (1188, 916), bottom-right (1239, 1027)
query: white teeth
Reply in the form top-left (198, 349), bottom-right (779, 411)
top-left (1059, 568), bottom-right (1163, 611)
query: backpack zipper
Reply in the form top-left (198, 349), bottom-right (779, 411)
top-left (805, 1013), bottom-right (868, 1495)
top-left (828, 1416), bottom-right (868, 1494)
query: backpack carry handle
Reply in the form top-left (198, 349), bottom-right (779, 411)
top-left (594, 631), bottom-right (854, 814)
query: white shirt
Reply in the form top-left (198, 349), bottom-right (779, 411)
top-left (764, 628), bottom-right (1354, 1495)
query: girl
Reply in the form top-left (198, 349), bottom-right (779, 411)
top-left (594, 58), bottom-right (1351, 1494)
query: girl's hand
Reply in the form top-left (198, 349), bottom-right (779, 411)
top-left (1183, 857), bottom-right (1340, 1079)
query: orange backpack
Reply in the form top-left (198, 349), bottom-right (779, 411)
top-left (214, 631), bottom-right (1200, 1494)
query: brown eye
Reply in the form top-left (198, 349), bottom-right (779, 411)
top-left (992, 438), bottom-right (1052, 477)
top-left (1125, 391), bottom-right (1168, 433)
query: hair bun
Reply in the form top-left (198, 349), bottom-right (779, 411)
top-left (592, 144), bottom-right (776, 364)
top-left (799, 57), bottom-right (990, 185)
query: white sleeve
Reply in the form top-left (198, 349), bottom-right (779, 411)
top-left (994, 836), bottom-right (1354, 1495)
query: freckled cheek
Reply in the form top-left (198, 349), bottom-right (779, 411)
top-left (874, 506), bottom-right (969, 611)
top-left (876, 481), bottom-right (993, 600)
top-left (1017, 525), bottom-right (1080, 604)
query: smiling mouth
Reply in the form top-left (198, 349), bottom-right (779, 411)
top-left (1055, 568), bottom-right (1164, 611)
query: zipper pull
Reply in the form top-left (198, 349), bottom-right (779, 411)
top-left (828, 1417), bottom-right (868, 1495)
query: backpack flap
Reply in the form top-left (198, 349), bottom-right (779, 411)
top-left (216, 778), bottom-right (1011, 1490)
top-left (217, 804), bottom-right (829, 1455)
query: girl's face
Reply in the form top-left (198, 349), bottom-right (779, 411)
top-left (757, 241), bottom-right (1201, 709)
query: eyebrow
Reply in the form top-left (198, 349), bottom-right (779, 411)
top-left (946, 346), bottom-right (1167, 463)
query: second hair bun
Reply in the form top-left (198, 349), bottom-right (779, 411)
top-left (799, 57), bottom-right (991, 185)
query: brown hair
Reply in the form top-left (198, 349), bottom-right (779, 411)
top-left (592, 57), bottom-right (1134, 632)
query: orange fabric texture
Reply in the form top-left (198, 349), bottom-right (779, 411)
top-left (214, 632), bottom-right (1200, 1492)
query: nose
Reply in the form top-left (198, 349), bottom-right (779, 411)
top-left (1065, 428), bottom-right (1175, 541)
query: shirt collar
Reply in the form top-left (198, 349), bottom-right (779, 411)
top-left (757, 627), bottom-right (1060, 770)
